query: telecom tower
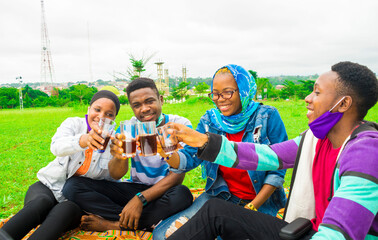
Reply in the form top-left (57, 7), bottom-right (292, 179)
top-left (182, 66), bottom-right (187, 82)
top-left (155, 60), bottom-right (164, 90)
top-left (40, 0), bottom-right (55, 88)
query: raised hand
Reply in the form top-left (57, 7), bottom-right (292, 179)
top-left (80, 122), bottom-right (105, 150)
top-left (164, 122), bottom-right (208, 148)
top-left (110, 133), bottom-right (126, 160)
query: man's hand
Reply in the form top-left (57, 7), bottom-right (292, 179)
top-left (119, 196), bottom-right (143, 230)
top-left (165, 122), bottom-right (208, 148)
top-left (110, 133), bottom-right (126, 160)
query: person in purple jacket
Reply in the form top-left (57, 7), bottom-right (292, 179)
top-left (163, 61), bottom-right (378, 240)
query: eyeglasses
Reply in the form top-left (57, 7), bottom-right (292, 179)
top-left (208, 89), bottom-right (238, 100)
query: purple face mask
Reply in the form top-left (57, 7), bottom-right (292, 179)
top-left (308, 97), bottom-right (345, 139)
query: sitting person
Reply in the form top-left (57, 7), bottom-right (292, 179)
top-left (153, 64), bottom-right (288, 239)
top-left (0, 90), bottom-right (120, 240)
top-left (165, 61), bottom-right (378, 240)
top-left (62, 78), bottom-right (193, 232)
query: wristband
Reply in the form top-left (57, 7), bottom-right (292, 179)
top-left (245, 202), bottom-right (257, 211)
top-left (136, 192), bottom-right (148, 206)
top-left (199, 132), bottom-right (210, 150)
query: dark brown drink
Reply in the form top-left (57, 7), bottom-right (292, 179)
top-left (97, 136), bottom-right (111, 153)
top-left (139, 134), bottom-right (157, 156)
top-left (162, 144), bottom-right (177, 154)
top-left (102, 136), bottom-right (111, 149)
top-left (122, 139), bottom-right (136, 157)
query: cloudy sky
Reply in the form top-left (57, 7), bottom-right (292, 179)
top-left (1, 0), bottom-right (377, 84)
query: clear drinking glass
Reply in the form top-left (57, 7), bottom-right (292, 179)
top-left (157, 125), bottom-right (178, 154)
top-left (96, 118), bottom-right (116, 153)
top-left (137, 121), bottom-right (157, 157)
top-left (120, 120), bottom-right (137, 158)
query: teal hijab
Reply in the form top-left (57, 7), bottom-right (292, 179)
top-left (207, 64), bottom-right (258, 134)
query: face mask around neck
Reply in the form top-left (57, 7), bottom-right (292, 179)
top-left (308, 96), bottom-right (345, 139)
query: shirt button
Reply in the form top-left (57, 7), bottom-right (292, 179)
top-left (254, 180), bottom-right (258, 183)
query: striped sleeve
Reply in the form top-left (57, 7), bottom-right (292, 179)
top-left (313, 132), bottom-right (378, 240)
top-left (198, 133), bottom-right (300, 171)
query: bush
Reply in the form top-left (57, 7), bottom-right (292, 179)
top-left (119, 95), bottom-right (129, 105)
top-left (186, 96), bottom-right (213, 105)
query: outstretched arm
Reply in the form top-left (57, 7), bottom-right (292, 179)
top-left (165, 122), bottom-right (299, 171)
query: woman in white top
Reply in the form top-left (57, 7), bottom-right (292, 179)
top-left (0, 90), bottom-right (120, 240)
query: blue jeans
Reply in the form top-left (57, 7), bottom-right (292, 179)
top-left (153, 192), bottom-right (250, 240)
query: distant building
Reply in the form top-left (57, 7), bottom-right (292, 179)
top-left (275, 85), bottom-right (285, 90)
top-left (36, 85), bottom-right (54, 96)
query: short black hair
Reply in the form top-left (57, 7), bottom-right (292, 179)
top-left (126, 77), bottom-right (160, 99)
top-left (332, 61), bottom-right (378, 120)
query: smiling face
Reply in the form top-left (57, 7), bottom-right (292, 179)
top-left (129, 87), bottom-right (163, 122)
top-left (305, 71), bottom-right (341, 124)
top-left (212, 73), bottom-right (242, 116)
top-left (87, 98), bottom-right (116, 129)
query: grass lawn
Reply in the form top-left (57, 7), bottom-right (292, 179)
top-left (0, 99), bottom-right (377, 219)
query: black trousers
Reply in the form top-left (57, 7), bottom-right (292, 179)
top-left (1, 181), bottom-right (82, 240)
top-left (62, 176), bottom-right (193, 231)
top-left (168, 198), bottom-right (316, 240)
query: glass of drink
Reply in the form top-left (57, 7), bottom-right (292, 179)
top-left (120, 120), bottom-right (137, 158)
top-left (97, 118), bottom-right (116, 153)
top-left (157, 126), bottom-right (178, 154)
top-left (137, 121), bottom-right (157, 157)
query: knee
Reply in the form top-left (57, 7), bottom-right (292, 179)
top-left (202, 198), bottom-right (225, 215)
top-left (57, 201), bottom-right (82, 218)
top-left (24, 195), bottom-right (56, 218)
top-left (172, 185), bottom-right (193, 208)
top-left (52, 201), bottom-right (82, 227)
top-left (34, 194), bottom-right (56, 209)
top-left (62, 177), bottom-right (83, 201)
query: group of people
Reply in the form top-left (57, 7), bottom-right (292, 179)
top-left (0, 61), bottom-right (376, 240)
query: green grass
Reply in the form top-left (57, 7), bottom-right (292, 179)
top-left (1, 100), bottom-right (377, 219)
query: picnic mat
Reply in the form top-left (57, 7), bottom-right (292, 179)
top-left (0, 188), bottom-right (288, 239)
top-left (0, 188), bottom-right (206, 240)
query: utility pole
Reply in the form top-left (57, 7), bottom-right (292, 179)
top-left (16, 76), bottom-right (23, 110)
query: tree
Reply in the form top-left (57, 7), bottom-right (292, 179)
top-left (255, 78), bottom-right (272, 100)
top-left (119, 95), bottom-right (128, 105)
top-left (8, 98), bottom-right (17, 108)
top-left (23, 92), bottom-right (32, 108)
top-left (70, 84), bottom-right (96, 104)
top-left (114, 52), bottom-right (156, 80)
top-left (0, 96), bottom-right (8, 109)
top-left (171, 82), bottom-right (190, 100)
top-left (0, 87), bottom-right (18, 108)
top-left (22, 85), bottom-right (48, 99)
top-left (194, 82), bottom-right (209, 94)
top-left (297, 80), bottom-right (315, 99)
top-left (280, 80), bottom-right (300, 99)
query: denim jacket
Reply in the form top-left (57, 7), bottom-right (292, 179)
top-left (176, 104), bottom-right (288, 215)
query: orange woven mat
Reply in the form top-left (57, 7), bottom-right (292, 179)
top-left (1, 188), bottom-right (288, 239)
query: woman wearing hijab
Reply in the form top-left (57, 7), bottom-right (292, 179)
top-left (0, 90), bottom-right (120, 240)
top-left (153, 64), bottom-right (288, 239)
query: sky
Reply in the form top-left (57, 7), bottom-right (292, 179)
top-left (0, 0), bottom-right (377, 84)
